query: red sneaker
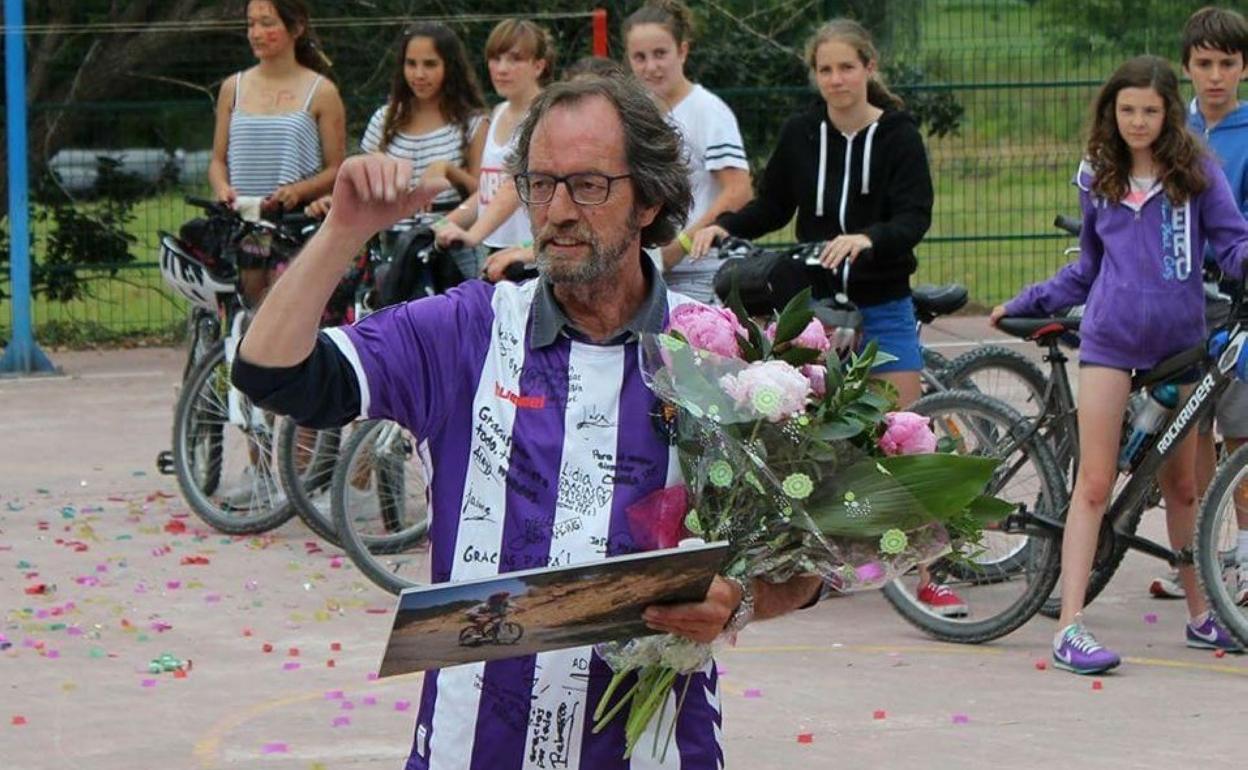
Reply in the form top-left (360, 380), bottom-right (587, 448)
top-left (918, 583), bottom-right (968, 617)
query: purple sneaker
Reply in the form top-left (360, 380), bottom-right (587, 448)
top-left (1052, 623), bottom-right (1121, 675)
top-left (1186, 613), bottom-right (1245, 653)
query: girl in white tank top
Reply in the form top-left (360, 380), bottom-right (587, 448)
top-left (432, 19), bottom-right (556, 282)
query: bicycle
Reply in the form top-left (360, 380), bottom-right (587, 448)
top-left (158, 196), bottom-right (319, 534)
top-left (884, 287), bottom-right (1248, 643)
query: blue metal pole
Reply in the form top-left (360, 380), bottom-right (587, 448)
top-left (1, 0), bottom-right (55, 374)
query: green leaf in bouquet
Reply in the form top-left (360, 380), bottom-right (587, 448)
top-left (965, 494), bottom-right (1016, 525)
top-left (876, 454), bottom-right (1003, 518)
top-left (778, 346), bottom-right (823, 367)
top-left (823, 361), bottom-right (844, 395)
top-left (857, 389), bottom-right (893, 412)
top-left (805, 453), bottom-right (1001, 537)
top-left (724, 278), bottom-right (764, 362)
top-left (772, 287), bottom-right (816, 346)
top-left (817, 417), bottom-right (865, 440)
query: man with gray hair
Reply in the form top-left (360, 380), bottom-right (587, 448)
top-left (233, 75), bottom-right (822, 768)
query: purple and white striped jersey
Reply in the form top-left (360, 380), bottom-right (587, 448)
top-left (325, 275), bottom-right (725, 770)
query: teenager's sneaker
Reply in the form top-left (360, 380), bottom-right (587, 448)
top-left (1149, 568), bottom-right (1185, 599)
top-left (1236, 569), bottom-right (1248, 607)
top-left (1052, 623), bottom-right (1121, 675)
top-left (1185, 613), bottom-right (1245, 653)
top-left (918, 583), bottom-right (969, 618)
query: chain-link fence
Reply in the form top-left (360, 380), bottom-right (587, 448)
top-left (0, 1), bottom-right (1209, 343)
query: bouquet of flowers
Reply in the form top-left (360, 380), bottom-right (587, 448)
top-left (592, 289), bottom-right (1013, 759)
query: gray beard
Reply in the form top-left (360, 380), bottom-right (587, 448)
top-left (535, 209), bottom-right (640, 286)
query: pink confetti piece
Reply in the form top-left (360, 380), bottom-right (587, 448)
top-left (141, 679), bottom-right (157, 688)
top-left (203, 594), bottom-right (222, 604)
top-left (283, 662), bottom-right (301, 671)
top-left (340, 701), bottom-right (355, 710)
top-left (95, 564), bottom-right (108, 573)
top-left (367, 672), bottom-right (379, 681)
top-left (324, 690), bottom-right (344, 700)
top-left (332, 716), bottom-right (351, 727)
top-left (715, 667), bottom-right (727, 676)
top-left (165, 581), bottom-right (181, 590)
top-left (394, 700), bottom-right (411, 712)
top-left (743, 688), bottom-right (762, 698)
top-left (872, 710), bottom-right (886, 720)
top-left (362, 696), bottom-right (377, 706)
top-left (46, 650), bottom-right (60, 659)
top-left (797, 733), bottom-right (813, 744)
top-left (261, 742), bottom-right (288, 754)
top-left (35, 610), bottom-right (49, 620)
top-left (952, 714), bottom-right (970, 725)
top-left (1144, 613), bottom-right (1158, 624)
top-left (66, 627), bottom-right (83, 637)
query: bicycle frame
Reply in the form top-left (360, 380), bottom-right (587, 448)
top-left (1011, 323), bottom-right (1248, 566)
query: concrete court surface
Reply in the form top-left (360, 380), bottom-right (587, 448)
top-left (1, 318), bottom-right (1245, 770)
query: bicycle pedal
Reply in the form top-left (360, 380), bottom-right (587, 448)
top-left (155, 450), bottom-right (175, 475)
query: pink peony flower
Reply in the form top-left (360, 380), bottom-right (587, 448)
top-left (625, 485), bottom-right (689, 551)
top-left (719, 360), bottom-right (812, 421)
top-left (764, 319), bottom-right (833, 353)
top-left (802, 364), bottom-right (828, 398)
top-left (667, 304), bottom-right (746, 359)
top-left (878, 411), bottom-right (938, 456)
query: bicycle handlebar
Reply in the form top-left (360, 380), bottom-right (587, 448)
top-left (1053, 214), bottom-right (1082, 237)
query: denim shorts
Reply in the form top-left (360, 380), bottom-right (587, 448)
top-left (860, 296), bottom-right (922, 373)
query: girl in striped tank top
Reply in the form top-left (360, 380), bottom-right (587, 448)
top-left (208, 0), bottom-right (345, 303)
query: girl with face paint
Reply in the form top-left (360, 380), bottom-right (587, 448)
top-left (208, 0), bottom-right (345, 304)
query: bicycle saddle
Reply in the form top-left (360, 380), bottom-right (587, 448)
top-left (996, 316), bottom-right (1081, 342)
top-left (912, 284), bottom-right (968, 323)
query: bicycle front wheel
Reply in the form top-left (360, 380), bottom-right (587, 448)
top-left (1196, 442), bottom-right (1248, 646)
top-left (171, 345), bottom-right (294, 534)
top-left (331, 419), bottom-right (431, 594)
top-left (941, 345), bottom-right (1048, 420)
top-left (882, 390), bottom-right (1066, 644)
top-left (276, 417), bottom-right (343, 545)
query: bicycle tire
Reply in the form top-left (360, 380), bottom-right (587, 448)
top-left (276, 417), bottom-right (343, 546)
top-left (1038, 496), bottom-right (1145, 619)
top-left (942, 345), bottom-right (1048, 420)
top-left (331, 419), bottom-right (431, 595)
top-left (921, 346), bottom-right (950, 377)
top-left (938, 346), bottom-right (1049, 580)
top-left (1195, 442), bottom-right (1248, 646)
top-left (171, 344), bottom-right (295, 534)
top-left (881, 390), bottom-right (1066, 644)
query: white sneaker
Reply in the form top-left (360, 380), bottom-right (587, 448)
top-left (1149, 568), bottom-right (1185, 599)
top-left (1236, 568), bottom-right (1248, 607)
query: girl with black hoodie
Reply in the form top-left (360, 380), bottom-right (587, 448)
top-left (692, 18), bottom-right (933, 405)
top-left (694, 20), bottom-right (960, 616)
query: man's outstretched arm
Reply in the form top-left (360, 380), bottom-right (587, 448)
top-left (238, 155), bottom-right (444, 368)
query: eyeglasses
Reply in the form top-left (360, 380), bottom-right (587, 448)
top-left (513, 171), bottom-right (632, 206)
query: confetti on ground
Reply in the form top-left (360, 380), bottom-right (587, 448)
top-left (326, 659), bottom-right (336, 668)
top-left (952, 714), bottom-right (970, 725)
top-left (797, 733), bottom-right (813, 744)
top-left (394, 700), bottom-right (411, 712)
top-left (283, 662), bottom-right (301, 671)
top-left (141, 679), bottom-right (157, 688)
top-left (288, 647), bottom-right (300, 657)
top-left (262, 643), bottom-right (274, 653)
top-left (261, 742), bottom-right (289, 754)
top-left (1215, 650), bottom-right (1227, 659)
top-left (362, 696), bottom-right (377, 706)
top-left (332, 716), bottom-right (351, 727)
top-left (1092, 680), bottom-right (1103, 691)
top-left (1144, 613), bottom-right (1158, 624)
top-left (12, 716), bottom-right (28, 726)
top-left (325, 690), bottom-right (344, 700)
top-left (743, 688), bottom-right (762, 698)
top-left (330, 642), bottom-right (342, 651)
top-left (872, 710), bottom-right (886, 720)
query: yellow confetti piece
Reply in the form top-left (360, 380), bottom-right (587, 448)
top-left (61, 682), bottom-right (77, 692)
top-left (314, 611), bottom-right (331, 622)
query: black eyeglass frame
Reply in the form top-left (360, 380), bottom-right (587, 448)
top-left (513, 171), bottom-right (633, 206)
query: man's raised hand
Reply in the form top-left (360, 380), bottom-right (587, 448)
top-left (322, 154), bottom-right (450, 242)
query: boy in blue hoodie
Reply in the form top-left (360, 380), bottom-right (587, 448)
top-left (1150, 6), bottom-right (1248, 606)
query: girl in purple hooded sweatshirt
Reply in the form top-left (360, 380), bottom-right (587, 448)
top-left (991, 55), bottom-right (1248, 674)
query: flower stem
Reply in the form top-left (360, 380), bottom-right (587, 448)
top-left (660, 673), bottom-right (695, 764)
top-left (592, 673), bottom-right (642, 734)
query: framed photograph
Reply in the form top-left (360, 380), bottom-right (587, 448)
top-left (378, 540), bottom-right (728, 676)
